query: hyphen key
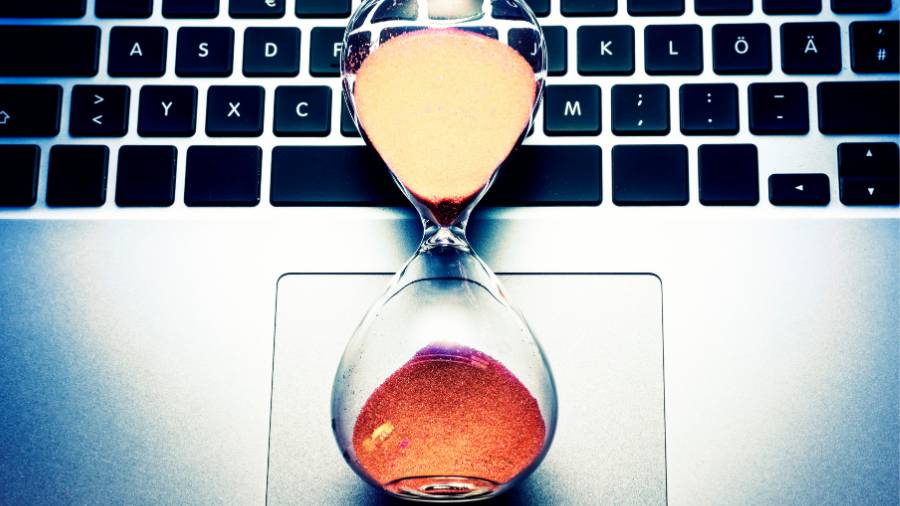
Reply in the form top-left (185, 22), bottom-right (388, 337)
top-left (0, 26), bottom-right (100, 77)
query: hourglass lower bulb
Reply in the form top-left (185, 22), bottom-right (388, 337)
top-left (331, 0), bottom-right (557, 501)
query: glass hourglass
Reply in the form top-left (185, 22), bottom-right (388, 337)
top-left (331, 0), bottom-right (556, 501)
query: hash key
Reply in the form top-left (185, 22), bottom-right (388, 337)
top-left (70, 85), bottom-right (130, 137)
top-left (138, 86), bottom-right (198, 137)
top-left (176, 27), bottom-right (234, 77)
top-left (713, 24), bottom-right (772, 75)
top-left (781, 22), bottom-right (841, 74)
top-left (850, 22), bottom-right (899, 74)
top-left (749, 82), bottom-right (808, 135)
top-left (206, 86), bottom-right (264, 137)
top-left (543, 85), bottom-right (601, 136)
top-left (612, 84), bottom-right (669, 136)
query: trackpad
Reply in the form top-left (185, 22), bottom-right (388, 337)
top-left (267, 274), bottom-right (667, 505)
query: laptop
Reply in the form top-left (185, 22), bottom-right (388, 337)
top-left (0, 0), bottom-right (897, 504)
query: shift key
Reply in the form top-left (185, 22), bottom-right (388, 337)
top-left (0, 86), bottom-right (63, 137)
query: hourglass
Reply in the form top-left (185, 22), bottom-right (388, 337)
top-left (331, 0), bottom-right (557, 501)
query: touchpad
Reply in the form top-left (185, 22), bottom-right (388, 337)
top-left (267, 274), bottom-right (667, 505)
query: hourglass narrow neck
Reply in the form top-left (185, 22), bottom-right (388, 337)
top-left (420, 222), bottom-right (470, 253)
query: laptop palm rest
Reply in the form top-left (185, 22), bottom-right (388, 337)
top-left (267, 273), bottom-right (667, 505)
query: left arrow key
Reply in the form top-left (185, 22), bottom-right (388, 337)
top-left (70, 85), bottom-right (130, 137)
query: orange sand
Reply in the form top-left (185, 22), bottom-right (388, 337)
top-left (353, 29), bottom-right (537, 224)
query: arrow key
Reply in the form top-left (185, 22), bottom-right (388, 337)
top-left (840, 178), bottom-right (899, 206)
top-left (769, 173), bottom-right (830, 206)
top-left (70, 85), bottom-right (130, 137)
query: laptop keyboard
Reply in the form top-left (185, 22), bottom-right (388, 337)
top-left (0, 0), bottom-right (898, 211)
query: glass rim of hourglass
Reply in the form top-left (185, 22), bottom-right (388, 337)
top-left (339, 0), bottom-right (549, 232)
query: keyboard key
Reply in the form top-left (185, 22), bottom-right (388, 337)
top-left (372, 0), bottom-right (418, 21)
top-left (380, 26), bottom-right (426, 44)
top-left (163, 0), bottom-right (219, 18)
top-left (628, 0), bottom-right (684, 15)
top-left (712, 24), bottom-right (772, 75)
top-left (544, 85), bottom-right (601, 136)
top-left (138, 86), bottom-right (198, 137)
top-left (769, 174), bottom-right (830, 206)
top-left (561, 0), bottom-right (617, 16)
top-left (0, 145), bottom-right (39, 207)
top-left (762, 0), bottom-right (820, 14)
top-left (485, 145), bottom-right (602, 206)
top-left (0, 26), bottom-right (99, 77)
top-left (645, 25), bottom-right (703, 76)
top-left (509, 28), bottom-right (544, 73)
top-left (577, 26), bottom-right (635, 76)
top-left (612, 145), bottom-right (688, 206)
top-left (310, 27), bottom-right (344, 77)
top-left (296, 0), bottom-right (350, 18)
top-left (490, 0), bottom-right (549, 19)
top-left (0, 1), bottom-right (85, 17)
top-left (274, 86), bottom-right (331, 136)
top-left (838, 143), bottom-right (899, 206)
top-left (243, 27), bottom-right (300, 77)
top-left (96, 0), bottom-right (152, 18)
top-left (698, 144), bottom-right (759, 205)
top-left (525, 0), bottom-right (551, 16)
top-left (817, 81), bottom-right (899, 135)
top-left (70, 85), bottom-right (130, 137)
top-left (458, 27), bottom-right (500, 39)
top-left (115, 146), bottom-right (177, 207)
top-left (230, 0), bottom-right (285, 18)
top-left (0, 85), bottom-right (62, 137)
top-left (185, 146), bottom-right (261, 206)
top-left (612, 84), bottom-right (669, 136)
top-left (545, 26), bottom-right (567, 76)
top-left (781, 22), bottom-right (841, 74)
top-left (749, 82), bottom-right (808, 134)
top-left (109, 27), bottom-right (168, 77)
top-left (341, 101), bottom-right (360, 137)
top-left (831, 0), bottom-right (890, 13)
top-left (206, 86), bottom-right (264, 137)
top-left (271, 146), bottom-right (401, 205)
top-left (176, 27), bottom-right (234, 77)
top-left (680, 83), bottom-right (739, 135)
top-left (695, 0), bottom-right (752, 15)
top-left (46, 145), bottom-right (109, 207)
top-left (850, 21), bottom-right (899, 74)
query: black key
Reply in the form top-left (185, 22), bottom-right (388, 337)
top-left (712, 24), bottom-right (772, 75)
top-left (138, 86), bottom-right (198, 137)
top-left (96, 0), bottom-right (152, 18)
top-left (459, 26), bottom-right (499, 39)
top-left (46, 145), bottom-right (109, 207)
top-left (485, 145), bottom-right (602, 206)
top-left (509, 28), bottom-right (544, 73)
top-left (185, 146), bottom-right (261, 207)
top-left (372, 0), bottom-right (418, 21)
top-left (343, 32), bottom-right (371, 74)
top-left (628, 0), bottom-right (684, 15)
top-left (698, 144), bottom-right (759, 205)
top-left (695, 0), bottom-right (752, 15)
top-left (296, 0), bottom-right (350, 18)
top-left (769, 174), bottom-right (830, 206)
top-left (310, 27), bottom-right (344, 77)
top-left (831, 0), bottom-right (889, 13)
top-left (70, 85), bottom-right (130, 137)
top-left (781, 22), bottom-right (841, 74)
top-left (341, 101), bottom-right (360, 137)
top-left (230, 0), bottom-right (285, 18)
top-left (271, 146), bottom-right (401, 205)
top-left (763, 0), bottom-right (821, 14)
top-left (525, 0), bottom-right (551, 16)
top-left (577, 26), bottom-right (635, 76)
top-left (491, 0), bottom-right (549, 19)
top-left (0, 145), bottom-right (39, 207)
top-left (115, 146), bottom-right (177, 207)
top-left (817, 81), bottom-right (900, 135)
top-left (544, 85), bottom-right (601, 136)
top-left (680, 83), bottom-right (739, 135)
top-left (176, 27), bottom-right (234, 77)
top-left (0, 85), bottom-right (61, 137)
top-left (0, 1), bottom-right (85, 17)
top-left (545, 26), bottom-right (568, 76)
top-left (109, 27), bottom-right (168, 77)
top-left (850, 21), bottom-right (899, 74)
top-left (206, 86), bottom-right (264, 137)
top-left (749, 82), bottom-right (808, 134)
top-left (379, 26), bottom-right (426, 44)
top-left (645, 25), bottom-right (703, 76)
top-left (163, 0), bottom-right (219, 18)
top-left (243, 27), bottom-right (300, 77)
top-left (274, 86), bottom-right (331, 136)
top-left (0, 26), bottom-right (99, 77)
top-left (612, 84), bottom-right (669, 136)
top-left (838, 143), bottom-right (899, 206)
top-left (561, 0), bottom-right (617, 16)
top-left (612, 145), bottom-right (688, 206)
